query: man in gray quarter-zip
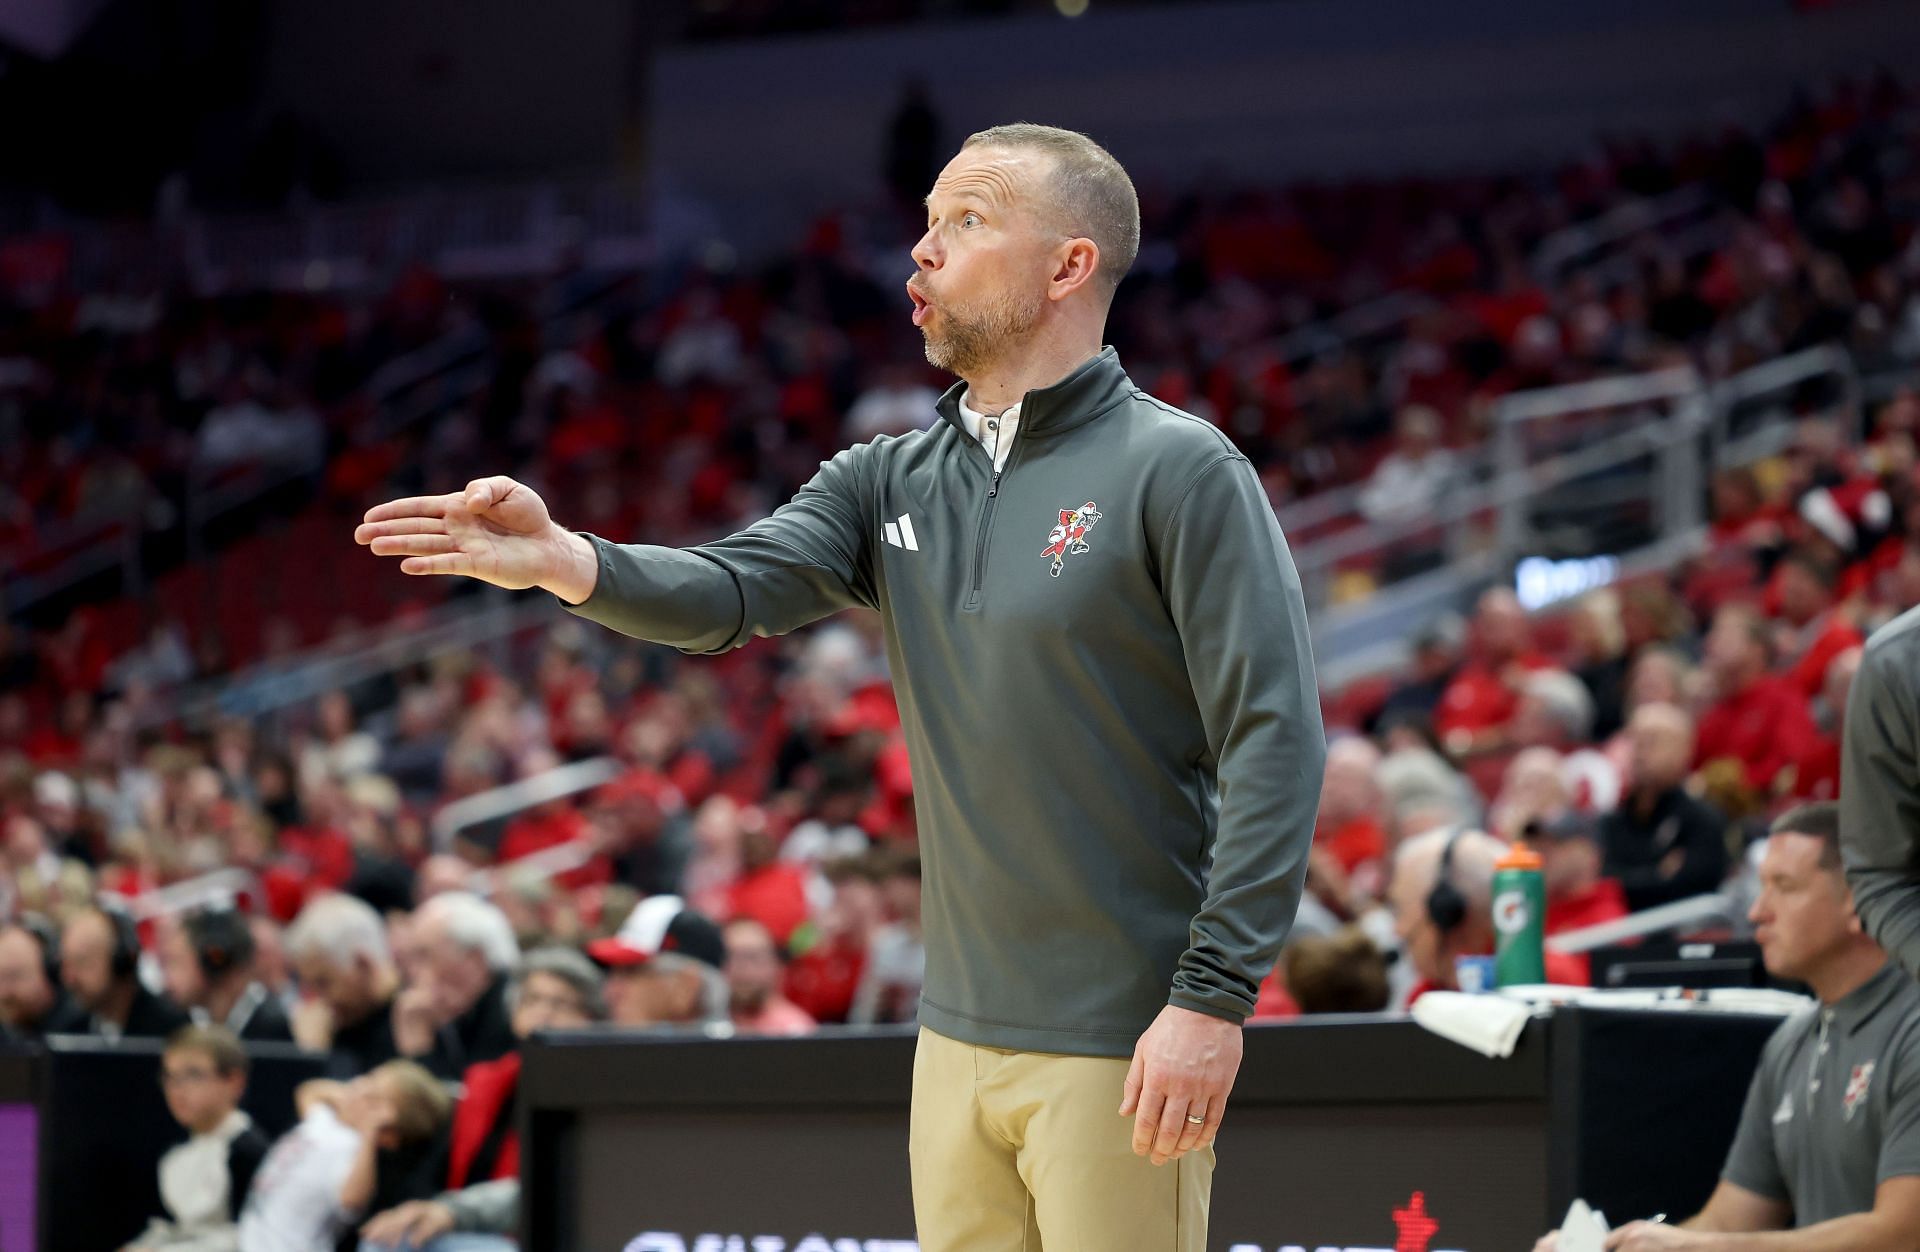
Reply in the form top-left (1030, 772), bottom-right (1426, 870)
top-left (356, 123), bottom-right (1325, 1251)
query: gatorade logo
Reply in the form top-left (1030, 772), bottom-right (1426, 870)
top-left (1492, 891), bottom-right (1531, 936)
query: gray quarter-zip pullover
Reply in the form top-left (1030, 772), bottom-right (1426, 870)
top-left (561, 347), bottom-right (1325, 1056)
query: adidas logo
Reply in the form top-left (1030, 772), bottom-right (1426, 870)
top-left (883, 513), bottom-right (920, 551)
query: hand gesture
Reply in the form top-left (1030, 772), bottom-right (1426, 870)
top-left (356, 476), bottom-right (589, 596)
top-left (391, 986), bottom-right (441, 1058)
top-left (362, 1200), bottom-right (457, 1245)
top-left (290, 998), bottom-right (335, 1052)
top-left (339, 1086), bottom-right (398, 1139)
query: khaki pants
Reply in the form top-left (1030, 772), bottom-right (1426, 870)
top-left (909, 1026), bottom-right (1214, 1252)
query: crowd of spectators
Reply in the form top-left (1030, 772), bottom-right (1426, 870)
top-left (0, 71), bottom-right (1916, 1250)
top-left (1292, 377), bottom-right (1920, 1008)
top-left (4, 75), bottom-right (1916, 640)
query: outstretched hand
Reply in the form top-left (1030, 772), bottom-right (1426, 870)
top-left (355, 475), bottom-right (595, 600)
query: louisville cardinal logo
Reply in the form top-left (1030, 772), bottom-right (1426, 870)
top-left (1042, 501), bottom-right (1101, 577)
top-left (1844, 1060), bottom-right (1876, 1121)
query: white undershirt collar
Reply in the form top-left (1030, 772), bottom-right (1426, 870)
top-left (957, 389), bottom-right (1022, 471)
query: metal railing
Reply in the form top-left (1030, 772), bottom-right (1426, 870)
top-left (141, 591), bottom-right (564, 731)
top-left (466, 839), bottom-right (602, 898)
top-left (1710, 344), bottom-right (1862, 465)
top-left (433, 756), bottom-right (622, 852)
top-left (1297, 345), bottom-right (1869, 671)
top-left (101, 868), bottom-right (263, 923)
top-left (1490, 364), bottom-right (1707, 557)
top-left (1531, 185), bottom-right (1717, 286)
top-left (71, 177), bottom-right (659, 294)
top-left (1546, 893), bottom-right (1740, 955)
top-left (1297, 345), bottom-right (1866, 618)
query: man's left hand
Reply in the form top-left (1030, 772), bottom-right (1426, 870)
top-left (1605, 1222), bottom-right (1699, 1251)
top-left (1119, 1003), bottom-right (1243, 1165)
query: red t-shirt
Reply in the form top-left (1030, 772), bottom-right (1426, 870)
top-left (1695, 675), bottom-right (1819, 792)
top-left (726, 863), bottom-right (812, 947)
top-left (1545, 879), bottom-right (1630, 987)
top-left (783, 934), bottom-right (866, 1025)
top-left (497, 806), bottom-right (608, 890)
top-left (498, 806), bottom-right (589, 864)
top-left (1318, 816), bottom-right (1388, 875)
top-left (1786, 616), bottom-right (1864, 698)
top-left (1251, 965), bottom-right (1301, 1020)
top-left (1545, 879), bottom-right (1630, 936)
top-left (1434, 654), bottom-right (1553, 737)
top-left (1790, 730), bottom-right (1842, 802)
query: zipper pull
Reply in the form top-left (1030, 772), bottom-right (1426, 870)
top-left (989, 470), bottom-right (1001, 499)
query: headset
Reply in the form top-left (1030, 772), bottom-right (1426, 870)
top-left (97, 904), bottom-right (142, 981)
top-left (14, 913), bottom-right (62, 988)
top-left (1424, 827), bottom-right (1470, 935)
top-left (185, 907), bottom-right (255, 980)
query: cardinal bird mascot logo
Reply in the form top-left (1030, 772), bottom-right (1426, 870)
top-left (1042, 501), bottom-right (1102, 577)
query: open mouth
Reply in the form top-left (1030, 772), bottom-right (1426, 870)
top-left (907, 284), bottom-right (932, 327)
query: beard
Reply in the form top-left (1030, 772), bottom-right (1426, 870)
top-left (920, 285), bottom-right (1045, 376)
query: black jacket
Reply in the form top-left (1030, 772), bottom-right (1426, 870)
top-left (95, 985), bottom-right (191, 1040)
top-left (226, 1124), bottom-right (271, 1219)
top-left (2, 988), bottom-right (87, 1041)
top-left (226, 985), bottom-right (296, 1045)
top-left (1600, 786), bottom-right (1730, 911)
top-left (429, 977), bottom-right (515, 1079)
top-left (327, 997), bottom-right (401, 1079)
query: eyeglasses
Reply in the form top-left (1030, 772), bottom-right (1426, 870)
top-left (517, 990), bottom-right (588, 1016)
top-left (159, 1069), bottom-right (220, 1089)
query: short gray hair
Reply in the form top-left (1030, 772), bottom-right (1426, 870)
top-left (508, 945), bottom-right (607, 1021)
top-left (285, 893), bottom-right (390, 968)
top-left (650, 953), bottom-right (731, 1026)
top-left (1524, 669), bottom-right (1595, 743)
top-left (416, 892), bottom-right (519, 973)
top-left (1395, 827), bottom-right (1506, 915)
top-left (1377, 748), bottom-right (1478, 832)
top-left (962, 122), bottom-right (1139, 299)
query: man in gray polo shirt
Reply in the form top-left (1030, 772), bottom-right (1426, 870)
top-left (1537, 802), bottom-right (1920, 1249)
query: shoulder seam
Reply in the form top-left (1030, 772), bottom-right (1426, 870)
top-left (1132, 389), bottom-right (1241, 454)
top-left (1160, 451), bottom-right (1250, 554)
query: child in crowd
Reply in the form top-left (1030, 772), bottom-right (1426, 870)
top-left (237, 1061), bottom-right (451, 1252)
top-left (125, 1025), bottom-right (272, 1252)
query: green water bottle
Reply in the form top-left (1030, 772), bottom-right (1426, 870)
top-left (1493, 841), bottom-right (1548, 987)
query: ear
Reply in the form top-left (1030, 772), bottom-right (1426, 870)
top-left (1046, 237), bottom-right (1103, 303)
top-left (1837, 876), bottom-right (1864, 932)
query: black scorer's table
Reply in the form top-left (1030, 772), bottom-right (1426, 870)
top-left (520, 1006), bottom-right (1779, 1252)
